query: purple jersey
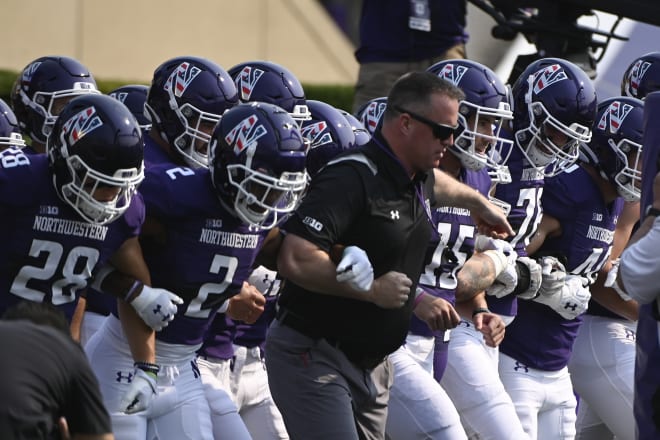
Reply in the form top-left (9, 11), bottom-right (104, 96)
top-left (410, 167), bottom-right (490, 337)
top-left (199, 268), bottom-right (282, 359)
top-left (0, 150), bottom-right (143, 319)
top-left (139, 163), bottom-right (267, 347)
top-left (143, 135), bottom-right (174, 168)
top-left (500, 164), bottom-right (623, 370)
top-left (490, 138), bottom-right (545, 317)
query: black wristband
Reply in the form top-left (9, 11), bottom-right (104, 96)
top-left (472, 307), bottom-right (490, 317)
top-left (512, 260), bottom-right (532, 297)
top-left (134, 361), bottom-right (160, 377)
top-left (646, 206), bottom-right (660, 218)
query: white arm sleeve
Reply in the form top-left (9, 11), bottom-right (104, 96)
top-left (620, 216), bottom-right (660, 304)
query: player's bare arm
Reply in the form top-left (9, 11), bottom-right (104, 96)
top-left (108, 236), bottom-right (156, 364)
top-left (526, 213), bottom-right (562, 256)
top-left (454, 252), bottom-right (498, 302)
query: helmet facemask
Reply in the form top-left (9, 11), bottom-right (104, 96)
top-left (25, 83), bottom-right (100, 140)
top-left (59, 154), bottom-right (144, 225)
top-left (170, 101), bottom-right (223, 169)
top-left (487, 165), bottom-right (512, 216)
top-left (0, 133), bottom-right (26, 150)
top-left (609, 137), bottom-right (643, 202)
top-left (518, 100), bottom-right (591, 176)
top-left (452, 100), bottom-right (514, 171)
top-left (226, 143), bottom-right (308, 230)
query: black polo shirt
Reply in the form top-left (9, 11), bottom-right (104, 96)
top-left (280, 132), bottom-right (436, 361)
top-left (0, 321), bottom-right (111, 438)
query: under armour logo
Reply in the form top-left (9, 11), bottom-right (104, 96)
top-left (116, 371), bottom-right (134, 383)
top-left (390, 210), bottom-right (400, 220)
top-left (513, 361), bottom-right (529, 373)
top-left (153, 304), bottom-right (171, 322)
top-left (191, 359), bottom-right (201, 379)
top-left (564, 302), bottom-right (578, 312)
top-left (625, 328), bottom-right (636, 341)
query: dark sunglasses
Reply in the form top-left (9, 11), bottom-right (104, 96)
top-left (394, 106), bottom-right (459, 140)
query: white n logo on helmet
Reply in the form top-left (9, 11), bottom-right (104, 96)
top-left (165, 62), bottom-right (202, 98)
top-left (597, 101), bottom-right (633, 134)
top-left (301, 121), bottom-right (333, 148)
top-left (630, 60), bottom-right (651, 95)
top-left (21, 61), bottom-right (42, 89)
top-left (532, 64), bottom-right (568, 94)
top-left (236, 67), bottom-right (264, 101)
top-left (109, 92), bottom-right (128, 103)
top-left (437, 64), bottom-right (468, 86)
top-left (224, 114), bottom-right (268, 154)
top-left (62, 106), bottom-right (103, 146)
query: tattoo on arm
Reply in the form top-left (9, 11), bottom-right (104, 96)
top-left (456, 255), bottom-right (496, 302)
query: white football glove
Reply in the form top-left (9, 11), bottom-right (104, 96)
top-left (475, 235), bottom-right (518, 297)
top-left (533, 274), bottom-right (591, 320)
top-left (120, 367), bottom-right (157, 414)
top-left (514, 257), bottom-right (543, 300)
top-left (537, 256), bottom-right (567, 297)
top-left (336, 246), bottom-right (374, 292)
top-left (604, 258), bottom-right (633, 301)
top-left (130, 285), bottom-right (184, 331)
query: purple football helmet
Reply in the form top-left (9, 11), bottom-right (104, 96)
top-left (427, 59), bottom-right (514, 172)
top-left (582, 96), bottom-right (644, 202)
top-left (48, 94), bottom-right (144, 225)
top-left (0, 98), bottom-right (25, 150)
top-left (339, 109), bottom-right (371, 146)
top-left (209, 102), bottom-right (308, 230)
top-left (355, 97), bottom-right (387, 135)
top-left (145, 56), bottom-right (238, 168)
top-left (228, 61), bottom-right (311, 126)
top-left (108, 84), bottom-right (151, 131)
top-left (511, 57), bottom-right (597, 176)
top-left (11, 56), bottom-right (100, 144)
top-left (301, 100), bottom-right (356, 177)
top-left (621, 52), bottom-right (660, 100)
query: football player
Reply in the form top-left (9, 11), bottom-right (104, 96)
top-left (497, 96), bottom-right (638, 439)
top-left (0, 93), bottom-right (184, 426)
top-left (565, 96), bottom-right (644, 440)
top-left (198, 98), bottom-right (356, 440)
top-left (618, 90), bottom-right (660, 440)
top-left (85, 102), bottom-right (308, 440)
top-left (11, 56), bottom-right (100, 154)
top-left (79, 85), bottom-right (154, 346)
top-left (385, 59), bottom-right (525, 440)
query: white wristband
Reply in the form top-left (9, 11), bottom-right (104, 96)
top-left (482, 250), bottom-right (508, 277)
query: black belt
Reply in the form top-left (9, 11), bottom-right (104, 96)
top-left (276, 307), bottom-right (386, 370)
